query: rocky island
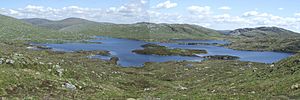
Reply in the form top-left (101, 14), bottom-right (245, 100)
top-left (132, 43), bottom-right (207, 56)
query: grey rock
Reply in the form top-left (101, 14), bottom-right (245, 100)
top-left (63, 82), bottom-right (76, 90)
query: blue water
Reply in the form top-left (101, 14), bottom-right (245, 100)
top-left (44, 36), bottom-right (294, 67)
top-left (171, 39), bottom-right (229, 45)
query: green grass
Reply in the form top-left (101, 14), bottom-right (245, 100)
top-left (226, 36), bottom-right (300, 53)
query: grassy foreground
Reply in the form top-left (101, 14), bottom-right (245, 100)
top-left (1, 41), bottom-right (300, 99)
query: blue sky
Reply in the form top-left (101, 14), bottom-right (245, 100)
top-left (0, 0), bottom-right (126, 8)
top-left (0, 0), bottom-right (300, 31)
top-left (1, 0), bottom-right (299, 16)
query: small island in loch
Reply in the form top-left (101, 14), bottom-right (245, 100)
top-left (132, 43), bottom-right (207, 56)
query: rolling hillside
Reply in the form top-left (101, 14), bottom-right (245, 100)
top-left (226, 27), bottom-right (300, 53)
top-left (22, 18), bottom-right (101, 30)
top-left (228, 27), bottom-right (300, 38)
top-left (0, 15), bottom-right (89, 43)
top-left (0, 15), bottom-right (55, 42)
top-left (61, 22), bottom-right (223, 41)
top-left (23, 18), bottom-right (224, 41)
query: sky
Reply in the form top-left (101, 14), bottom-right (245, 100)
top-left (0, 0), bottom-right (300, 32)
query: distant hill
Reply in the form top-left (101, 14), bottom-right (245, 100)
top-left (217, 30), bottom-right (232, 35)
top-left (22, 18), bottom-right (102, 30)
top-left (228, 27), bottom-right (300, 38)
top-left (21, 18), bottom-right (52, 25)
top-left (226, 27), bottom-right (300, 53)
top-left (62, 22), bottom-right (223, 41)
top-left (0, 15), bottom-right (224, 43)
top-left (0, 15), bottom-right (47, 42)
top-left (0, 15), bottom-right (86, 43)
top-left (22, 18), bottom-right (224, 41)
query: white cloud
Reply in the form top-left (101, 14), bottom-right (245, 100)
top-left (108, 4), bottom-right (142, 14)
top-left (295, 13), bottom-right (300, 17)
top-left (187, 6), bottom-right (211, 15)
top-left (243, 11), bottom-right (259, 17)
top-left (218, 6), bottom-right (231, 10)
top-left (213, 14), bottom-right (247, 23)
top-left (148, 10), bottom-right (183, 23)
top-left (278, 8), bottom-right (284, 10)
top-left (242, 11), bottom-right (271, 17)
top-left (239, 11), bottom-right (300, 30)
top-left (154, 0), bottom-right (177, 9)
top-left (24, 5), bottom-right (44, 11)
top-left (140, 0), bottom-right (148, 4)
top-left (9, 9), bottom-right (19, 15)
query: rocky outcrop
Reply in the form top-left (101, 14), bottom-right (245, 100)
top-left (228, 27), bottom-right (300, 38)
top-left (203, 55), bottom-right (240, 60)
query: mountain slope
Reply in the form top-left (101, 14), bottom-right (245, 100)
top-left (228, 27), bottom-right (300, 38)
top-left (217, 30), bottom-right (232, 35)
top-left (0, 15), bottom-right (87, 43)
top-left (0, 15), bottom-right (46, 42)
top-left (22, 18), bottom-right (224, 41)
top-left (22, 18), bottom-right (100, 30)
top-left (58, 22), bottom-right (224, 41)
top-left (227, 27), bottom-right (300, 53)
top-left (21, 18), bottom-right (52, 25)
